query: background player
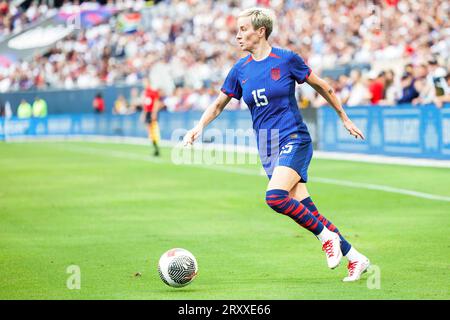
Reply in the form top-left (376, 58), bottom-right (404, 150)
top-left (142, 78), bottom-right (162, 156)
top-left (184, 7), bottom-right (370, 282)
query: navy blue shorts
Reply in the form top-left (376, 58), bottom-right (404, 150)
top-left (261, 140), bottom-right (313, 183)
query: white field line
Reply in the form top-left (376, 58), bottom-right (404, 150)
top-left (50, 142), bottom-right (450, 203)
top-left (311, 177), bottom-right (450, 202)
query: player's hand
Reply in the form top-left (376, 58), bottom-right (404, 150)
top-left (183, 125), bottom-right (203, 146)
top-left (343, 119), bottom-right (365, 140)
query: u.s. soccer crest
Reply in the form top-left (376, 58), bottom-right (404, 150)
top-left (271, 67), bottom-right (280, 80)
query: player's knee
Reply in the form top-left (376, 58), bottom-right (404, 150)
top-left (265, 189), bottom-right (290, 213)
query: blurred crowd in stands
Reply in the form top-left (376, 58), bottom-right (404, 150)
top-left (0, 0), bottom-right (449, 111)
top-left (0, 0), bottom-right (55, 41)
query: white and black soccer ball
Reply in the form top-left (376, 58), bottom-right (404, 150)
top-left (158, 248), bottom-right (198, 288)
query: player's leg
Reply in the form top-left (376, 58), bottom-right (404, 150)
top-left (145, 111), bottom-right (160, 156)
top-left (289, 182), bottom-right (352, 254)
top-left (266, 165), bottom-right (342, 269)
top-left (149, 120), bottom-right (161, 156)
top-left (145, 112), bottom-right (153, 154)
top-left (289, 183), bottom-right (370, 280)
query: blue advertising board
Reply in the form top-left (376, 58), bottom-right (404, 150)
top-left (0, 111), bottom-right (256, 147)
top-left (1, 104), bottom-right (449, 160)
top-left (319, 105), bottom-right (449, 159)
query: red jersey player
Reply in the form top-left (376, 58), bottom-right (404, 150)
top-left (142, 78), bottom-right (162, 156)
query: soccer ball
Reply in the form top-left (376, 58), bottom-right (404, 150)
top-left (158, 248), bottom-right (198, 287)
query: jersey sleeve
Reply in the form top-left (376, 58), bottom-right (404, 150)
top-left (221, 65), bottom-right (242, 99)
top-left (289, 52), bottom-right (312, 84)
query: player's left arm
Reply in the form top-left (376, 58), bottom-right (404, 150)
top-left (306, 72), bottom-right (365, 140)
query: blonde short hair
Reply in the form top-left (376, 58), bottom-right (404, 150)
top-left (238, 7), bottom-right (275, 40)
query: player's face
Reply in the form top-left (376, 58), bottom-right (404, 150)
top-left (236, 16), bottom-right (262, 52)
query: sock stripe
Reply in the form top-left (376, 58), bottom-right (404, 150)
top-left (300, 196), bottom-right (352, 255)
top-left (292, 207), bottom-right (306, 220)
top-left (311, 221), bottom-right (319, 230)
top-left (266, 199), bottom-right (284, 206)
top-left (292, 205), bottom-right (306, 216)
top-left (266, 190), bottom-right (324, 235)
top-left (303, 218), bottom-right (314, 228)
top-left (285, 203), bottom-right (296, 215)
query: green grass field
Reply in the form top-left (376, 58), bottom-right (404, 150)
top-left (0, 141), bottom-right (449, 299)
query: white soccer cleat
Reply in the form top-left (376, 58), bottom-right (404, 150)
top-left (321, 233), bottom-right (342, 269)
top-left (343, 257), bottom-right (370, 282)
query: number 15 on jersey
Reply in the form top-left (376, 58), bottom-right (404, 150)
top-left (252, 89), bottom-right (268, 107)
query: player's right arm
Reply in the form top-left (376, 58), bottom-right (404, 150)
top-left (306, 72), bottom-right (365, 140)
top-left (183, 92), bottom-right (232, 146)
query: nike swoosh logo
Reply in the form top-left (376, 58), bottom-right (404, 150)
top-left (242, 78), bottom-right (248, 84)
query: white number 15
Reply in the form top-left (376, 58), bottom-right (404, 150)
top-left (251, 89), bottom-right (268, 107)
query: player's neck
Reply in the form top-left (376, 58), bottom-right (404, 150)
top-left (251, 43), bottom-right (272, 62)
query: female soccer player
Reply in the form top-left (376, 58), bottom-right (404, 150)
top-left (184, 8), bottom-right (370, 281)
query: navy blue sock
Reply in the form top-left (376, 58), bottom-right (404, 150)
top-left (301, 197), bottom-right (352, 255)
top-left (266, 189), bottom-right (325, 236)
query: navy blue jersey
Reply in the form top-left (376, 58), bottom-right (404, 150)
top-left (221, 47), bottom-right (312, 147)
